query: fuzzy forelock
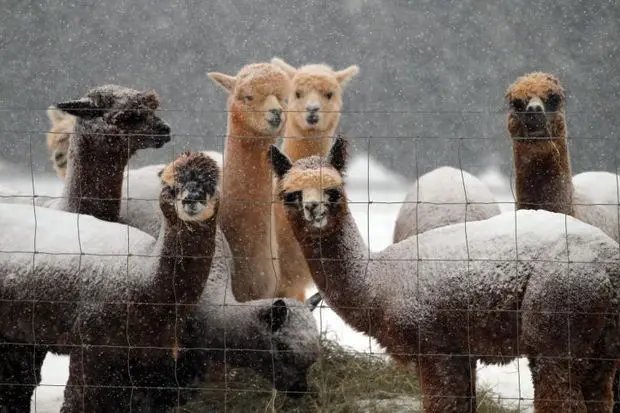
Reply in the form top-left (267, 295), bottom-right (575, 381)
top-left (505, 72), bottom-right (565, 103)
top-left (279, 156), bottom-right (344, 192)
top-left (159, 151), bottom-right (220, 187)
top-left (85, 85), bottom-right (161, 110)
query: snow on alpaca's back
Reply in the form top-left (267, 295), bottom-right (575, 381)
top-left (375, 209), bottom-right (618, 325)
top-left (0, 203), bottom-right (156, 312)
top-left (572, 171), bottom-right (620, 242)
top-left (393, 166), bottom-right (500, 242)
top-left (0, 203), bottom-right (154, 255)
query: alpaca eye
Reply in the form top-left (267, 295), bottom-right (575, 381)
top-left (325, 92), bottom-right (333, 100)
top-left (546, 93), bottom-right (561, 112)
top-left (244, 95), bottom-right (254, 102)
top-left (325, 188), bottom-right (341, 203)
top-left (510, 99), bottom-right (525, 112)
top-left (283, 191), bottom-right (300, 206)
top-left (295, 91), bottom-right (302, 99)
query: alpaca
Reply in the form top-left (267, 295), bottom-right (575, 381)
top-left (0, 152), bottom-right (220, 412)
top-left (134, 229), bottom-right (322, 409)
top-left (392, 166), bottom-right (501, 243)
top-left (208, 62), bottom-right (291, 301)
top-left (506, 72), bottom-right (572, 215)
top-left (45, 105), bottom-right (76, 179)
top-left (269, 136), bottom-right (620, 412)
top-left (270, 57), bottom-right (359, 301)
top-left (506, 73), bottom-right (620, 242)
top-left (50, 84), bottom-right (171, 222)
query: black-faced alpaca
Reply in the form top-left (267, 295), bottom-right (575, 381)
top-left (0, 152), bottom-right (219, 413)
top-left (269, 136), bottom-right (620, 413)
top-left (51, 84), bottom-right (171, 222)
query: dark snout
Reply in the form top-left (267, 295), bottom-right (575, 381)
top-left (181, 182), bottom-right (207, 205)
top-left (152, 120), bottom-right (172, 148)
top-left (268, 108), bottom-right (282, 128)
top-left (306, 105), bottom-right (320, 125)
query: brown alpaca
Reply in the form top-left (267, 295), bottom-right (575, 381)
top-left (58, 152), bottom-right (221, 412)
top-left (53, 84), bottom-right (171, 222)
top-left (269, 136), bottom-right (620, 413)
top-left (505, 72), bottom-right (573, 214)
top-left (270, 57), bottom-right (359, 301)
top-left (208, 62), bottom-right (291, 301)
top-left (45, 105), bottom-right (75, 179)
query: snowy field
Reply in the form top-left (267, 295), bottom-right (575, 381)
top-left (0, 156), bottom-right (533, 413)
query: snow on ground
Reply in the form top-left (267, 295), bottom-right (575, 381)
top-left (0, 157), bottom-right (532, 412)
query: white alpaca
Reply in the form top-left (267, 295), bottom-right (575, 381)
top-left (392, 166), bottom-right (501, 243)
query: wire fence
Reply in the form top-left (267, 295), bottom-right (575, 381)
top-left (1, 108), bottom-right (620, 413)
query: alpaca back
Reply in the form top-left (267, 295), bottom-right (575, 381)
top-left (573, 171), bottom-right (620, 242)
top-left (393, 166), bottom-right (500, 243)
top-left (0, 203), bottom-right (156, 344)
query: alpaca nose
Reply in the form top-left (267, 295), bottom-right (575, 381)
top-left (268, 109), bottom-right (282, 127)
top-left (306, 104), bottom-right (320, 113)
top-left (526, 96), bottom-right (544, 113)
top-left (304, 202), bottom-right (320, 215)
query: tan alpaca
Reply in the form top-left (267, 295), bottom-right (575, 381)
top-left (208, 62), bottom-right (291, 302)
top-left (46, 105), bottom-right (76, 179)
top-left (269, 136), bottom-right (620, 413)
top-left (269, 57), bottom-right (359, 301)
top-left (506, 72), bottom-right (619, 242)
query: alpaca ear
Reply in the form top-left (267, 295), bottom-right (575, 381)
top-left (208, 72), bottom-right (237, 93)
top-left (335, 65), bottom-right (360, 87)
top-left (270, 57), bottom-right (297, 78)
top-left (55, 98), bottom-right (102, 119)
top-left (268, 145), bottom-right (293, 178)
top-left (47, 105), bottom-right (68, 124)
top-left (261, 299), bottom-right (289, 332)
top-left (305, 292), bottom-right (323, 312)
top-left (138, 90), bottom-right (160, 110)
top-left (327, 135), bottom-right (348, 173)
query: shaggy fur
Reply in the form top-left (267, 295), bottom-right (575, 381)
top-left (270, 57), bottom-right (359, 301)
top-left (45, 105), bottom-right (76, 179)
top-left (270, 137), bottom-right (620, 413)
top-left (0, 152), bottom-right (221, 413)
top-left (392, 166), bottom-right (501, 243)
top-left (209, 62), bottom-right (291, 302)
top-left (505, 72), bottom-right (572, 214)
top-left (53, 84), bottom-right (171, 222)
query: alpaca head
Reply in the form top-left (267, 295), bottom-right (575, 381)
top-left (46, 106), bottom-right (76, 179)
top-left (250, 297), bottom-right (320, 397)
top-left (54, 85), bottom-right (171, 158)
top-left (208, 63), bottom-right (291, 136)
top-left (269, 136), bottom-right (348, 235)
top-left (271, 57), bottom-right (359, 136)
top-left (158, 151), bottom-right (220, 223)
top-left (505, 72), bottom-right (566, 139)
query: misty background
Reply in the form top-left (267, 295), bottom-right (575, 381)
top-left (1, 0), bottom-right (619, 180)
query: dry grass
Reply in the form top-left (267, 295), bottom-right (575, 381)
top-left (173, 337), bottom-right (521, 413)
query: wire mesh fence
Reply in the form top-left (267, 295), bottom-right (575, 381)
top-left (0, 105), bottom-right (619, 413)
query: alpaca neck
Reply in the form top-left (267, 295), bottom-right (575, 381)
top-left (219, 119), bottom-right (278, 300)
top-left (281, 120), bottom-right (336, 161)
top-left (294, 209), bottom-right (377, 334)
top-left (61, 133), bottom-right (126, 222)
top-left (147, 215), bottom-right (218, 306)
top-left (513, 124), bottom-right (574, 215)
